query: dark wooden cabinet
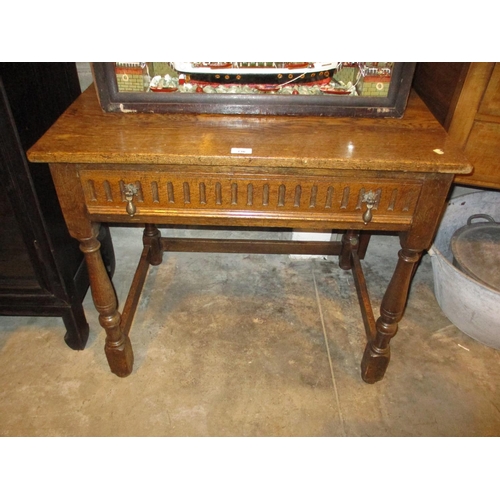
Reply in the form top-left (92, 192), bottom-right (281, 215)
top-left (0, 63), bottom-right (114, 349)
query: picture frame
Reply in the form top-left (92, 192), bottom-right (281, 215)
top-left (92, 62), bottom-right (417, 118)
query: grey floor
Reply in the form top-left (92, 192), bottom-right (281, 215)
top-left (1, 219), bottom-right (500, 437)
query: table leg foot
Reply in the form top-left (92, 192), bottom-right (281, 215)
top-left (361, 343), bottom-right (390, 384)
top-left (105, 335), bottom-right (134, 377)
top-left (62, 304), bottom-right (90, 350)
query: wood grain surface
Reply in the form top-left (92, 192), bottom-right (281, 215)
top-left (28, 87), bottom-right (472, 175)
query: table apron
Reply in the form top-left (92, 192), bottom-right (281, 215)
top-left (78, 169), bottom-right (423, 229)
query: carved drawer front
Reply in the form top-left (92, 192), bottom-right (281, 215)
top-left (79, 170), bottom-right (422, 225)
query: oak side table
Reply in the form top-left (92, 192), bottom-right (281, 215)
top-left (28, 87), bottom-right (472, 383)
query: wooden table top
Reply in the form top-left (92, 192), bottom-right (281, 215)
top-left (28, 86), bottom-right (472, 175)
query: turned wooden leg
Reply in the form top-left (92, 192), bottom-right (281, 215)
top-left (361, 246), bottom-right (422, 383)
top-left (98, 223), bottom-right (116, 277)
top-left (357, 233), bottom-right (371, 260)
top-left (79, 226), bottom-right (133, 377)
top-left (143, 223), bottom-right (163, 266)
top-left (339, 230), bottom-right (359, 270)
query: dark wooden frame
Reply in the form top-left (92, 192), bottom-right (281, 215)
top-left (92, 62), bottom-right (417, 118)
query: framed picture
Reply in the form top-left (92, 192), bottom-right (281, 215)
top-left (92, 62), bottom-right (416, 117)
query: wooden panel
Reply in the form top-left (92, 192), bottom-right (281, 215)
top-left (412, 62), bottom-right (469, 127)
top-left (79, 168), bottom-right (423, 227)
top-left (447, 63), bottom-right (495, 149)
top-left (414, 62), bottom-right (499, 189)
top-left (478, 63), bottom-right (500, 117)
top-left (455, 121), bottom-right (500, 188)
top-left (0, 211), bottom-right (39, 288)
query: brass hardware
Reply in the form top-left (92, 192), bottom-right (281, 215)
top-left (362, 191), bottom-right (377, 224)
top-left (124, 183), bottom-right (138, 217)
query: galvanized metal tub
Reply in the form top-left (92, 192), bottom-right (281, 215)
top-left (428, 190), bottom-right (500, 349)
top-left (451, 214), bottom-right (500, 292)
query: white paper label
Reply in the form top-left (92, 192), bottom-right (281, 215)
top-left (231, 148), bottom-right (252, 154)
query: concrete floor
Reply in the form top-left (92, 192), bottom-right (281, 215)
top-left (1, 220), bottom-right (499, 437)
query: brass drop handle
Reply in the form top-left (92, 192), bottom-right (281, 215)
top-left (362, 191), bottom-right (377, 224)
top-left (124, 183), bottom-right (138, 217)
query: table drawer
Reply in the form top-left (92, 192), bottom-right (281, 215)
top-left (79, 169), bottom-right (423, 226)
